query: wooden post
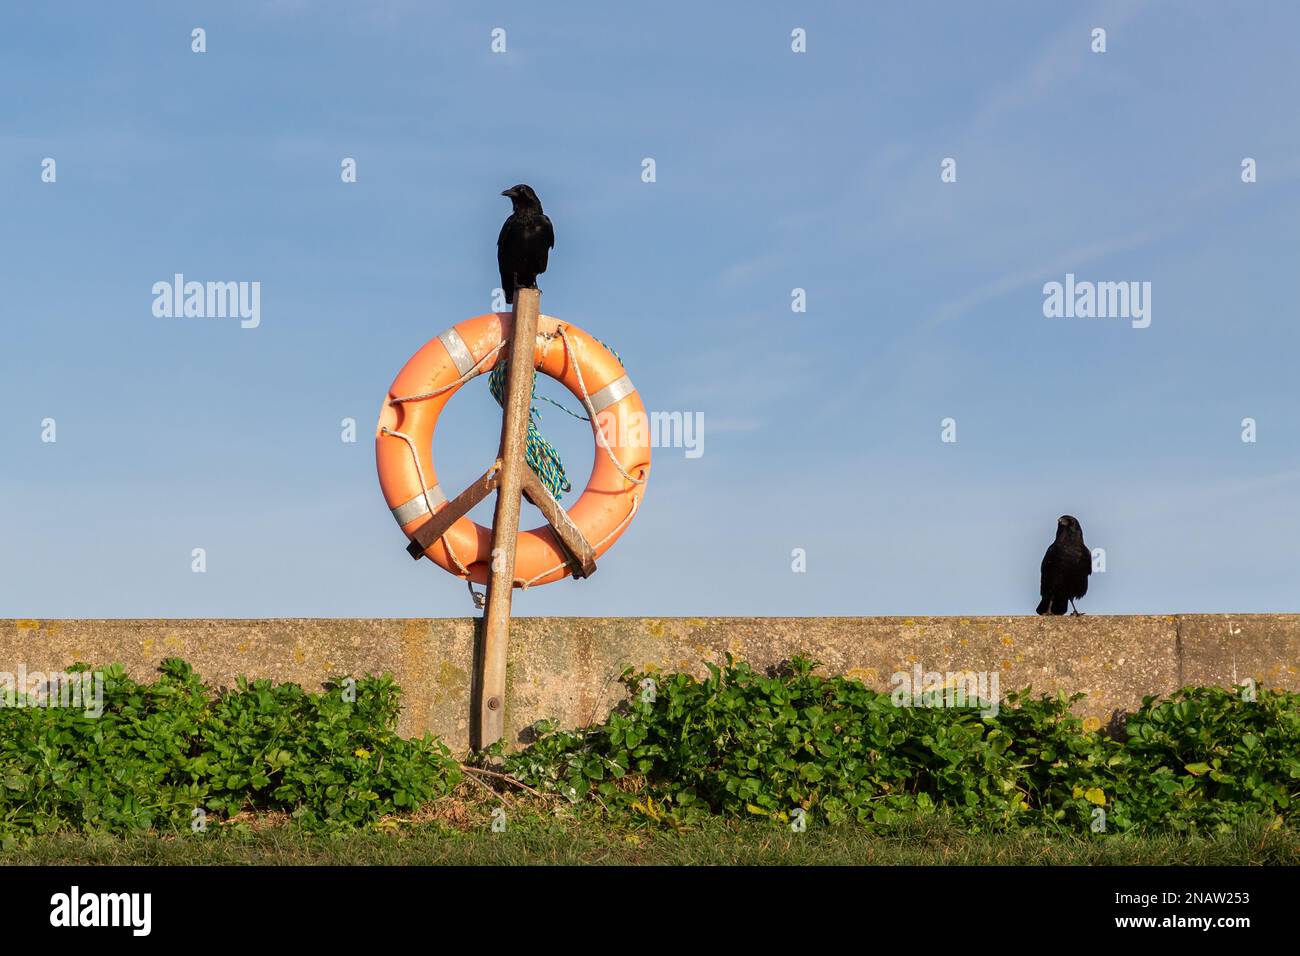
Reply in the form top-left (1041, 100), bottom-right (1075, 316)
top-left (478, 287), bottom-right (540, 749)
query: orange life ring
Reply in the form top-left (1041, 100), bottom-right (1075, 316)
top-left (376, 312), bottom-right (650, 588)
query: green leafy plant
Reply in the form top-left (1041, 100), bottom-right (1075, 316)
top-left (3, 655), bottom-right (1296, 838)
top-left (0, 659), bottom-right (461, 836)
top-left (505, 656), bottom-right (1300, 834)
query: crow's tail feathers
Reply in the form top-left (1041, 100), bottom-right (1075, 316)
top-left (1037, 594), bottom-right (1068, 615)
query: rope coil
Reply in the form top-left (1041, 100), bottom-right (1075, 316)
top-left (488, 358), bottom-right (572, 501)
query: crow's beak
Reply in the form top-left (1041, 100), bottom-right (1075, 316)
top-left (501, 189), bottom-right (513, 197)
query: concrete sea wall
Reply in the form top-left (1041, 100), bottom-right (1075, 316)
top-left (2, 616), bottom-right (1297, 751)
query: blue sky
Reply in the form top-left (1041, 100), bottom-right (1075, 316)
top-left (2, 1), bottom-right (1298, 617)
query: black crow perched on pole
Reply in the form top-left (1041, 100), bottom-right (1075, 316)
top-left (1036, 515), bottom-right (1092, 616)
top-left (497, 184), bottom-right (554, 305)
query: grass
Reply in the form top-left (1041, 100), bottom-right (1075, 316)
top-left (3, 787), bottom-right (1296, 865)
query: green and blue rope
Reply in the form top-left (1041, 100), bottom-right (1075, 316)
top-left (487, 339), bottom-right (622, 502)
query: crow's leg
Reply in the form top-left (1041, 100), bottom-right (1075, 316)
top-left (1070, 599), bottom-right (1085, 617)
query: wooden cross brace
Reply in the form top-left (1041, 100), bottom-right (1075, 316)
top-left (404, 289), bottom-right (596, 749)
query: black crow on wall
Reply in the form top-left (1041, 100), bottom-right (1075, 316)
top-left (1037, 515), bottom-right (1092, 616)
